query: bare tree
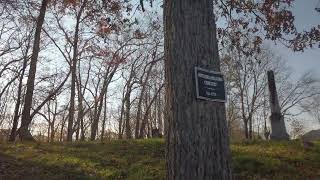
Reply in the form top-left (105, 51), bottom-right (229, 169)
top-left (290, 119), bottom-right (305, 139)
top-left (18, 0), bottom-right (49, 141)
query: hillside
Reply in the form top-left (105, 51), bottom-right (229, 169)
top-left (0, 139), bottom-right (319, 179)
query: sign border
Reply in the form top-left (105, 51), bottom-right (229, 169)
top-left (195, 66), bottom-right (227, 103)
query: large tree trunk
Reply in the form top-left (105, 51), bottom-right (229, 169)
top-left (18, 0), bottom-right (49, 141)
top-left (267, 70), bottom-right (289, 140)
top-left (164, 0), bottom-right (232, 179)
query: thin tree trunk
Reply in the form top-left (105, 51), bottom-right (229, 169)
top-left (50, 122), bottom-right (55, 142)
top-left (50, 99), bottom-right (57, 143)
top-left (9, 48), bottom-right (29, 142)
top-left (91, 67), bottom-right (117, 140)
top-left (139, 84), bottom-right (163, 138)
top-left (67, 1), bottom-right (87, 141)
top-left (60, 120), bottom-right (65, 142)
top-left (76, 78), bottom-right (83, 141)
top-left (18, 0), bottom-right (49, 141)
top-left (249, 116), bottom-right (253, 139)
top-left (244, 119), bottom-right (249, 139)
top-left (101, 92), bottom-right (107, 141)
top-left (135, 63), bottom-right (155, 138)
top-left (118, 98), bottom-right (125, 139)
top-left (157, 91), bottom-right (163, 136)
top-left (80, 117), bottom-right (85, 140)
top-left (75, 105), bottom-right (81, 141)
top-left (153, 89), bottom-right (157, 129)
top-left (147, 118), bottom-right (151, 138)
top-left (77, 70), bottom-right (88, 141)
top-left (47, 124), bottom-right (50, 143)
top-left (164, 0), bottom-right (232, 179)
top-left (124, 92), bottom-right (132, 139)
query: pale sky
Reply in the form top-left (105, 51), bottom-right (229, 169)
top-left (274, 0), bottom-right (320, 131)
top-left (271, 0), bottom-right (320, 80)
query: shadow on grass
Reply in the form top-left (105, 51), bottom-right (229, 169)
top-left (1, 139), bottom-right (319, 180)
top-left (0, 152), bottom-right (103, 180)
top-left (0, 140), bottom-right (166, 180)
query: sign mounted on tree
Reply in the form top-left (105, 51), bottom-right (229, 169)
top-left (195, 67), bottom-right (226, 102)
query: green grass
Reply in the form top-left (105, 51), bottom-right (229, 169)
top-left (232, 140), bottom-right (320, 179)
top-left (0, 139), bottom-right (319, 179)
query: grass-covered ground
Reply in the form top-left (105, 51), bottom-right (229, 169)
top-left (0, 139), bottom-right (319, 180)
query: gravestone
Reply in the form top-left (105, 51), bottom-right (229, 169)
top-left (267, 70), bottom-right (289, 140)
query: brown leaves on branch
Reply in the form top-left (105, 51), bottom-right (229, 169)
top-left (62, 0), bottom-right (79, 6)
top-left (109, 1), bottom-right (121, 13)
top-left (290, 27), bottom-right (320, 51)
top-left (217, 0), bottom-right (319, 53)
top-left (96, 0), bottom-right (132, 37)
top-left (133, 29), bottom-right (145, 39)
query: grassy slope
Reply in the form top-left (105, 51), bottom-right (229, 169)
top-left (0, 139), bottom-right (319, 180)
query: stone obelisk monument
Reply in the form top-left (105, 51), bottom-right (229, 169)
top-left (267, 70), bottom-right (289, 140)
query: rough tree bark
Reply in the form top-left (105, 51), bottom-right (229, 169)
top-left (124, 89), bottom-right (132, 139)
top-left (267, 70), bottom-right (289, 140)
top-left (164, 0), bottom-right (232, 179)
top-left (18, 0), bottom-right (49, 141)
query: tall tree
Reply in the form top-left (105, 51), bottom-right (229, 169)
top-left (8, 35), bottom-right (31, 142)
top-left (66, 0), bottom-right (88, 142)
top-left (164, 0), bottom-right (232, 179)
top-left (18, 0), bottom-right (49, 141)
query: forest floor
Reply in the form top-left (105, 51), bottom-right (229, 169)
top-left (0, 139), bottom-right (319, 180)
